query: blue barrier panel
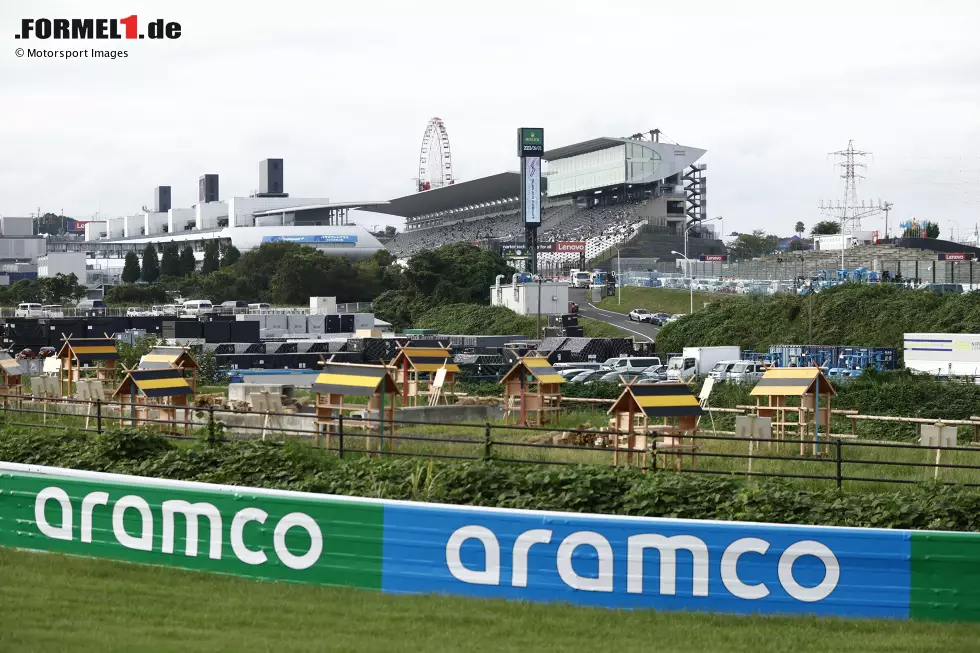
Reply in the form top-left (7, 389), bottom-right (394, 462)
top-left (382, 504), bottom-right (911, 619)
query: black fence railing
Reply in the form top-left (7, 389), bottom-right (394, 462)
top-left (3, 393), bottom-right (980, 490)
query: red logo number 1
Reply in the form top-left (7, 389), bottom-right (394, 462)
top-left (120, 15), bottom-right (138, 39)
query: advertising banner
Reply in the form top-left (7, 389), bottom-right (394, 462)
top-left (522, 157), bottom-right (542, 226)
top-left (3, 462), bottom-right (980, 622)
top-left (699, 254), bottom-right (727, 262)
top-left (939, 253), bottom-right (970, 261)
top-left (554, 241), bottom-right (586, 253)
top-left (262, 235), bottom-right (357, 244)
top-left (517, 128), bottom-right (544, 157)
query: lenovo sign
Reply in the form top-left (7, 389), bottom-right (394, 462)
top-left (939, 253), bottom-right (971, 261)
top-left (699, 254), bottom-right (727, 262)
top-left (554, 241), bottom-right (586, 253)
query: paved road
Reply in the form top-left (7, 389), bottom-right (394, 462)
top-left (570, 288), bottom-right (659, 343)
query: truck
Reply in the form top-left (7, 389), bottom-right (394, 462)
top-left (569, 269), bottom-right (592, 288)
top-left (666, 346), bottom-right (742, 381)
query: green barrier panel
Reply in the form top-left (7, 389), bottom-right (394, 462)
top-left (911, 531), bottom-right (980, 622)
top-left (0, 466), bottom-right (384, 589)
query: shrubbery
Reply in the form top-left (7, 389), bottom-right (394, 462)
top-left (3, 428), bottom-right (980, 532)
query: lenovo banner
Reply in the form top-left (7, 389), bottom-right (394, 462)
top-left (554, 241), bottom-right (586, 253)
top-left (939, 253), bottom-right (971, 261)
top-left (699, 254), bottom-right (727, 262)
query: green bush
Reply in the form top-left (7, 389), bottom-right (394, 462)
top-left (3, 427), bottom-right (980, 532)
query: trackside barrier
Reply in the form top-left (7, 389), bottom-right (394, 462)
top-left (2, 462), bottom-right (980, 622)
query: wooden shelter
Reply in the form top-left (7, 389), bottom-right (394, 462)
top-left (113, 368), bottom-right (194, 434)
top-left (0, 353), bottom-right (26, 399)
top-left (312, 362), bottom-right (400, 451)
top-left (749, 367), bottom-right (836, 455)
top-left (57, 336), bottom-right (119, 397)
top-left (138, 346), bottom-right (201, 391)
top-left (608, 381), bottom-right (704, 469)
top-left (500, 354), bottom-right (565, 426)
top-left (391, 341), bottom-right (460, 405)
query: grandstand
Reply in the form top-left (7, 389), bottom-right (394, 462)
top-left (370, 133), bottom-right (721, 267)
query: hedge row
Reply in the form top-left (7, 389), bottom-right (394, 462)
top-left (3, 427), bottom-right (980, 532)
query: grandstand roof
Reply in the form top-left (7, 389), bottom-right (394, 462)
top-left (543, 138), bottom-right (625, 162)
top-left (368, 172), bottom-right (539, 219)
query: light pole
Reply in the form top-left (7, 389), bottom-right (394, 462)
top-left (672, 250), bottom-right (693, 314)
top-left (949, 219), bottom-right (960, 243)
top-left (613, 244), bottom-right (622, 305)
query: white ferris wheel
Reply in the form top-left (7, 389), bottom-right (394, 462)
top-left (417, 117), bottom-right (454, 192)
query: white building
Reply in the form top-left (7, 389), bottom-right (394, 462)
top-left (490, 276), bottom-right (569, 316)
top-left (38, 252), bottom-right (87, 279)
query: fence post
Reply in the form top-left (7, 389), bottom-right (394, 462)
top-left (338, 413), bottom-right (345, 459)
top-left (835, 439), bottom-right (843, 490)
top-left (483, 422), bottom-right (492, 462)
top-left (207, 406), bottom-right (217, 445)
top-left (96, 399), bottom-right (103, 434)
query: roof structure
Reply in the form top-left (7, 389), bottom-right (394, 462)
top-left (500, 355), bottom-right (565, 385)
top-left (251, 201), bottom-right (389, 216)
top-left (608, 382), bottom-right (704, 418)
top-left (391, 344), bottom-right (460, 373)
top-left (57, 337), bottom-right (120, 363)
top-left (365, 172), bottom-right (531, 219)
top-left (312, 363), bottom-right (399, 397)
top-left (114, 368), bottom-right (194, 398)
top-left (543, 137), bottom-right (625, 162)
top-left (138, 347), bottom-right (200, 371)
top-left (750, 367), bottom-right (836, 397)
top-left (0, 353), bottom-right (25, 378)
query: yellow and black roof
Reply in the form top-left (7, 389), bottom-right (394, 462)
top-left (312, 363), bottom-right (399, 397)
top-left (0, 353), bottom-right (25, 378)
top-left (391, 344), bottom-right (460, 373)
top-left (114, 368), bottom-right (194, 398)
top-left (500, 355), bottom-right (565, 386)
top-left (750, 367), bottom-right (836, 397)
top-left (57, 337), bottom-right (120, 363)
top-left (139, 347), bottom-right (200, 371)
top-left (608, 382), bottom-right (703, 418)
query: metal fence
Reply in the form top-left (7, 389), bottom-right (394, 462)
top-left (3, 393), bottom-right (980, 490)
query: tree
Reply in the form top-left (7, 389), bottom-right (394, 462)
top-left (121, 252), bottom-right (141, 283)
top-left (179, 246), bottom-right (197, 276)
top-left (220, 243), bottom-right (241, 268)
top-left (160, 243), bottom-right (181, 278)
top-left (726, 230), bottom-right (780, 259)
top-left (794, 221), bottom-right (805, 238)
top-left (105, 284), bottom-right (169, 306)
top-left (201, 241), bottom-right (220, 275)
top-left (384, 225), bottom-right (397, 237)
top-left (140, 244), bottom-right (160, 282)
top-left (811, 220), bottom-right (841, 236)
top-left (903, 220), bottom-right (940, 239)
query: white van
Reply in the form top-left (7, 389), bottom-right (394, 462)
top-left (248, 302), bottom-right (272, 313)
top-left (709, 360), bottom-right (742, 382)
top-left (601, 356), bottom-right (663, 373)
top-left (42, 305), bottom-right (64, 318)
top-left (727, 361), bottom-right (767, 384)
top-left (182, 299), bottom-right (214, 316)
top-left (15, 303), bottom-right (43, 317)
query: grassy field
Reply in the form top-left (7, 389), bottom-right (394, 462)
top-left (596, 286), bottom-right (727, 315)
top-left (581, 316), bottom-right (635, 338)
top-left (2, 547), bottom-right (979, 653)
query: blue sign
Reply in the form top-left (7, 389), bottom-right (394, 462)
top-left (261, 235), bottom-right (357, 244)
top-left (382, 504), bottom-right (910, 619)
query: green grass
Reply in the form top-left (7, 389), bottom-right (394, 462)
top-left (596, 286), bottom-right (727, 315)
top-left (580, 316), bottom-right (634, 338)
top-left (2, 547), bottom-right (979, 652)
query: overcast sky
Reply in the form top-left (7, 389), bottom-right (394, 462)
top-left (2, 1), bottom-right (978, 239)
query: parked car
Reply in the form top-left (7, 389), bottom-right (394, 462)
top-left (182, 299), bottom-right (214, 316)
top-left (599, 370), bottom-right (647, 384)
top-left (647, 312), bottom-right (671, 326)
top-left (709, 360), bottom-right (742, 382)
top-left (628, 308), bottom-right (651, 322)
top-left (219, 300), bottom-right (249, 315)
top-left (600, 356), bottom-right (663, 373)
top-left (77, 299), bottom-right (107, 315)
top-left (126, 307), bottom-right (144, 317)
top-left (665, 314), bottom-right (687, 324)
top-left (248, 303), bottom-right (272, 313)
top-left (558, 367), bottom-right (595, 380)
top-left (570, 370), bottom-right (607, 383)
top-left (639, 365), bottom-right (668, 382)
top-left (42, 305), bottom-right (64, 317)
top-left (726, 361), bottom-right (766, 384)
top-left (38, 346), bottom-right (57, 359)
top-left (14, 303), bottom-right (43, 317)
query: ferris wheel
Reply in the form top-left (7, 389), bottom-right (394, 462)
top-left (417, 117), bottom-right (454, 192)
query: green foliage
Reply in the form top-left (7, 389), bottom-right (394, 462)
top-left (201, 241), bottom-right (220, 275)
top-left (904, 221), bottom-right (940, 239)
top-left (727, 230), bottom-right (779, 259)
top-left (415, 304), bottom-right (538, 336)
top-left (105, 284), bottom-right (170, 306)
top-left (219, 244), bottom-right (241, 268)
top-left (655, 283), bottom-right (980, 354)
top-left (179, 246), bottom-right (197, 276)
top-left (160, 244), bottom-right (181, 278)
top-left (794, 221), bottom-right (805, 236)
top-left (115, 335), bottom-right (159, 370)
top-left (811, 220), bottom-right (841, 236)
top-left (4, 427), bottom-right (980, 531)
top-left (197, 349), bottom-right (223, 385)
top-left (140, 245), bottom-right (160, 283)
top-left (33, 212), bottom-right (73, 236)
top-left (0, 274), bottom-right (87, 306)
top-left (121, 252), bottom-right (141, 283)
